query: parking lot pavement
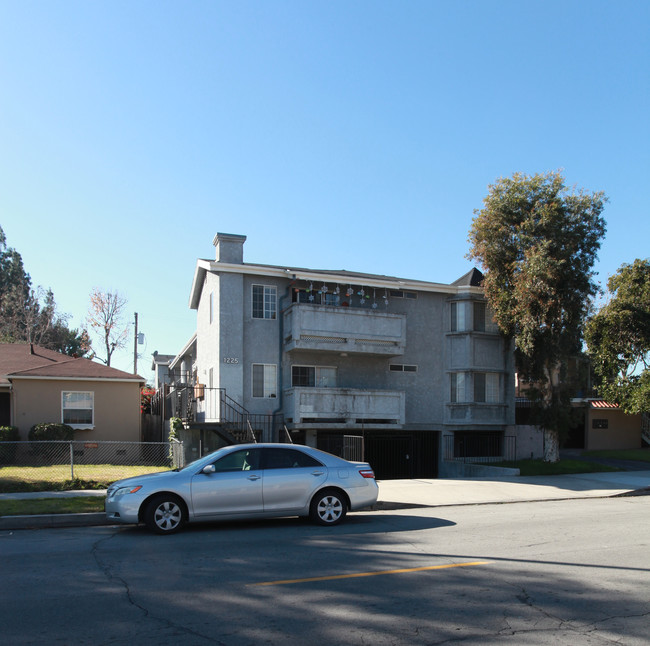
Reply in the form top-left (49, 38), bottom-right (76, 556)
top-left (1, 470), bottom-right (649, 531)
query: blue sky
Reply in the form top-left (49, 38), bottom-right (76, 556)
top-left (1, 1), bottom-right (648, 379)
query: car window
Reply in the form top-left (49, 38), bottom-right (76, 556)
top-left (212, 449), bottom-right (261, 472)
top-left (263, 448), bottom-right (323, 469)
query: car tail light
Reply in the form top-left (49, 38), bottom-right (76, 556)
top-left (359, 469), bottom-right (375, 479)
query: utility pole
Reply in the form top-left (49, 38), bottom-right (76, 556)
top-left (133, 312), bottom-right (138, 375)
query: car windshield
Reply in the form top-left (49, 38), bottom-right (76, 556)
top-left (177, 447), bottom-right (231, 472)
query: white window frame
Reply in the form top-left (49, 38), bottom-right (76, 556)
top-left (252, 364), bottom-right (277, 398)
top-left (252, 285), bottom-right (277, 320)
top-left (61, 391), bottom-right (94, 429)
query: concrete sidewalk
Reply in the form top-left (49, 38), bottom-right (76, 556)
top-left (1, 470), bottom-right (649, 531)
top-left (376, 470), bottom-right (650, 508)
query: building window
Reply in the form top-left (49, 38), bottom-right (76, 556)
top-left (291, 366), bottom-right (337, 388)
top-left (389, 364), bottom-right (418, 372)
top-left (450, 373), bottom-right (467, 402)
top-left (209, 291), bottom-right (214, 324)
top-left (389, 290), bottom-right (417, 299)
top-left (474, 302), bottom-right (486, 332)
top-left (592, 418), bottom-right (609, 429)
top-left (252, 285), bottom-right (277, 319)
top-left (474, 372), bottom-right (500, 403)
top-left (252, 364), bottom-right (277, 398)
top-left (450, 302), bottom-right (466, 332)
top-left (62, 391), bottom-right (94, 427)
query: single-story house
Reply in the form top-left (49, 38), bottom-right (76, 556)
top-left (0, 343), bottom-right (144, 442)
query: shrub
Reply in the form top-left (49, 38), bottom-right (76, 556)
top-left (28, 423), bottom-right (75, 441)
top-left (0, 426), bottom-right (20, 464)
top-left (0, 426), bottom-right (19, 442)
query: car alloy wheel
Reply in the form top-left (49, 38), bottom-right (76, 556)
top-left (145, 495), bottom-right (186, 534)
top-left (310, 489), bottom-right (347, 526)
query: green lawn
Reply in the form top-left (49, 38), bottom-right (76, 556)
top-left (0, 464), bottom-right (170, 493)
top-left (493, 459), bottom-right (621, 476)
top-left (582, 449), bottom-right (650, 463)
top-left (0, 496), bottom-right (105, 516)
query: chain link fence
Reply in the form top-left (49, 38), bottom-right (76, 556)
top-left (0, 441), bottom-right (185, 490)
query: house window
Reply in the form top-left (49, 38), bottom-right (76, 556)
top-left (389, 364), bottom-right (418, 372)
top-left (252, 285), bottom-right (277, 319)
top-left (209, 291), bottom-right (214, 324)
top-left (474, 372), bottom-right (501, 403)
top-left (389, 290), bottom-right (417, 299)
top-left (62, 391), bottom-right (94, 428)
top-left (450, 373), bottom-right (467, 402)
top-left (252, 364), bottom-right (277, 398)
top-left (292, 366), bottom-right (337, 387)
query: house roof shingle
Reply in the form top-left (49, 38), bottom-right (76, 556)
top-left (0, 343), bottom-right (144, 382)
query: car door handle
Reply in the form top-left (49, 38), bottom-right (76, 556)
top-left (248, 475), bottom-right (261, 481)
top-left (311, 471), bottom-right (325, 477)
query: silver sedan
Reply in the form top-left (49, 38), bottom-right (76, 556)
top-left (105, 443), bottom-right (378, 534)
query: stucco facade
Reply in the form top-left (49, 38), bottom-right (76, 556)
top-left (10, 378), bottom-right (142, 442)
top-left (175, 233), bottom-right (515, 478)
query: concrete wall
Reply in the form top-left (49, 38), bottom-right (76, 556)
top-left (510, 424), bottom-right (545, 460)
top-left (10, 379), bottom-right (141, 442)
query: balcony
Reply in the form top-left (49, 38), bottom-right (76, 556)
top-left (283, 304), bottom-right (406, 356)
top-left (445, 403), bottom-right (509, 425)
top-left (284, 387), bottom-right (405, 428)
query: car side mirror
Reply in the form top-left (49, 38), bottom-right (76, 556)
top-left (202, 464), bottom-right (216, 474)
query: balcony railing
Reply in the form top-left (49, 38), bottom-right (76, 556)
top-left (284, 303), bottom-right (406, 356)
top-left (166, 386), bottom-right (283, 443)
top-left (446, 402), bottom-right (509, 425)
top-left (285, 387), bottom-right (405, 427)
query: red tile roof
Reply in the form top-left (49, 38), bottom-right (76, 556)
top-left (590, 400), bottom-right (620, 409)
top-left (0, 343), bottom-right (143, 382)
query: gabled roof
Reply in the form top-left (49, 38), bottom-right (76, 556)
top-left (0, 343), bottom-right (144, 383)
top-left (189, 260), bottom-right (485, 309)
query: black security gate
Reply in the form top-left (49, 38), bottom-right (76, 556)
top-left (319, 431), bottom-right (439, 479)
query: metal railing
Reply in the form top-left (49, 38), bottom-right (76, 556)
top-left (167, 386), bottom-right (283, 443)
top-left (443, 434), bottom-right (516, 464)
top-left (0, 440), bottom-right (184, 486)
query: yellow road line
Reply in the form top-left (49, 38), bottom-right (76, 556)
top-left (250, 561), bottom-right (490, 586)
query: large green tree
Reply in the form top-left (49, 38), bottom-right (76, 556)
top-left (585, 259), bottom-right (650, 415)
top-left (468, 171), bottom-right (607, 461)
top-left (0, 225), bottom-right (90, 356)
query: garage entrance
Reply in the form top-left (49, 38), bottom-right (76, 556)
top-left (318, 431), bottom-right (439, 479)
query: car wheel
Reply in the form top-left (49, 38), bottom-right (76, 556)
top-left (310, 488), bottom-right (347, 526)
top-left (144, 495), bottom-right (186, 534)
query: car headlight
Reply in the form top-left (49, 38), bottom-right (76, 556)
top-left (113, 485), bottom-right (142, 497)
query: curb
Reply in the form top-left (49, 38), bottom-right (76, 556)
top-left (0, 512), bottom-right (113, 531)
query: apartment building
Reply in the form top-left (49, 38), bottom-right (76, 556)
top-left (172, 232), bottom-right (515, 478)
